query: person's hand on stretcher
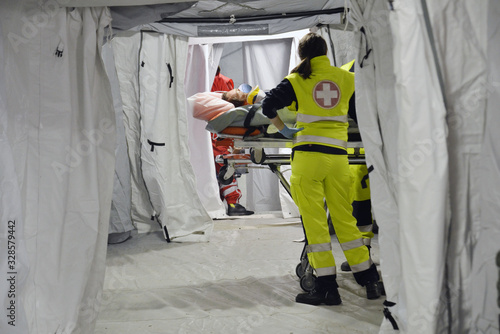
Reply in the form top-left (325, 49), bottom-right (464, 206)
top-left (269, 116), bottom-right (303, 139)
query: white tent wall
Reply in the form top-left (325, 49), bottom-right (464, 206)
top-left (0, 16), bottom-right (29, 333)
top-left (111, 32), bottom-right (156, 226)
top-left (240, 38), bottom-right (294, 213)
top-left (138, 31), bottom-right (214, 241)
top-left (392, 0), bottom-right (493, 333)
top-left (349, 1), bottom-right (404, 332)
top-left (185, 42), bottom-right (227, 218)
top-left (102, 42), bottom-right (135, 235)
top-left (316, 24), bottom-right (358, 67)
top-left (391, 2), bottom-right (451, 331)
top-left (473, 0), bottom-right (500, 330)
top-left (0, 105), bottom-right (30, 334)
top-left (424, 1), bottom-right (488, 332)
top-left (0, 2), bottom-right (116, 333)
top-left (350, 0), bottom-right (496, 333)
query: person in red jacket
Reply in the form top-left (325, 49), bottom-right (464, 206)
top-left (211, 67), bottom-right (254, 216)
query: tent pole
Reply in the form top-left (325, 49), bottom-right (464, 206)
top-left (157, 8), bottom-right (345, 24)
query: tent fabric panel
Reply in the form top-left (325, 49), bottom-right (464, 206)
top-left (471, 1), bottom-right (500, 331)
top-left (348, 1), bottom-right (404, 331)
top-left (0, 116), bottom-right (30, 334)
top-left (390, 0), bottom-right (451, 332)
top-left (185, 43), bottom-right (226, 219)
top-left (102, 42), bottom-right (135, 234)
top-left (111, 32), bottom-right (156, 225)
top-left (236, 38), bottom-right (297, 213)
top-left (33, 7), bottom-right (115, 333)
top-left (424, 1), bottom-right (488, 332)
top-left (0, 20), bottom-right (30, 331)
top-left (316, 25), bottom-right (357, 67)
top-left (2, 3), bottom-right (115, 333)
top-left (138, 32), bottom-right (213, 241)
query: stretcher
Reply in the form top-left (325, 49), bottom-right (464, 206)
top-left (213, 134), bottom-right (366, 292)
top-left (192, 93), bottom-right (367, 292)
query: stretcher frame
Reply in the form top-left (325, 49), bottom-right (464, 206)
top-left (214, 135), bottom-right (366, 194)
top-left (213, 134), bottom-right (367, 291)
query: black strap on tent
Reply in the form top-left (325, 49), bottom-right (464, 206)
top-left (166, 63), bottom-right (174, 88)
top-left (383, 300), bottom-right (399, 330)
top-left (163, 226), bottom-right (171, 243)
top-left (360, 165), bottom-right (374, 188)
top-left (54, 41), bottom-right (64, 58)
top-left (147, 139), bottom-right (165, 152)
top-left (359, 27), bottom-right (372, 69)
top-left (388, 0), bottom-right (395, 11)
top-left (361, 172), bottom-right (369, 189)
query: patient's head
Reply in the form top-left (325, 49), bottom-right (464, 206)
top-left (222, 89), bottom-right (248, 107)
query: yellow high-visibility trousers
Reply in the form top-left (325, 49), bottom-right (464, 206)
top-left (290, 151), bottom-right (372, 277)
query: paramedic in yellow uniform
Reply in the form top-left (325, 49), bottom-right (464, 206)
top-left (262, 33), bottom-right (380, 305)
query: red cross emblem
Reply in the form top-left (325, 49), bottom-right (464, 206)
top-left (313, 80), bottom-right (340, 109)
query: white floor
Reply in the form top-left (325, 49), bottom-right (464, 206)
top-left (95, 213), bottom-right (384, 334)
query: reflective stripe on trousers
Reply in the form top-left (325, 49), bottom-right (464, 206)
top-left (294, 135), bottom-right (347, 149)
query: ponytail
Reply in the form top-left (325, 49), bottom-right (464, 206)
top-left (290, 58), bottom-right (312, 79)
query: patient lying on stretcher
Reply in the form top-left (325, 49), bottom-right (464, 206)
top-left (187, 86), bottom-right (297, 139)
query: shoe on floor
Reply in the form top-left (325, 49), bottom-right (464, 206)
top-left (296, 275), bottom-right (342, 306)
top-left (340, 261), bottom-right (351, 271)
top-left (296, 287), bottom-right (342, 306)
top-left (108, 230), bottom-right (131, 244)
top-left (365, 281), bottom-right (382, 300)
top-left (227, 203), bottom-right (254, 216)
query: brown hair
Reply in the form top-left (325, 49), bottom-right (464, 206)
top-left (221, 91), bottom-right (245, 107)
top-left (290, 33), bottom-right (328, 79)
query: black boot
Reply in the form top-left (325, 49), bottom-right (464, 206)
top-left (365, 281), bottom-right (381, 300)
top-left (296, 275), bottom-right (342, 306)
top-left (227, 203), bottom-right (254, 216)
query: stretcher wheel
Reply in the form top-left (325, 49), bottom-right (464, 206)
top-left (217, 165), bottom-right (234, 185)
top-left (250, 148), bottom-right (266, 164)
top-left (296, 263), bottom-right (305, 278)
top-left (300, 273), bottom-right (316, 292)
